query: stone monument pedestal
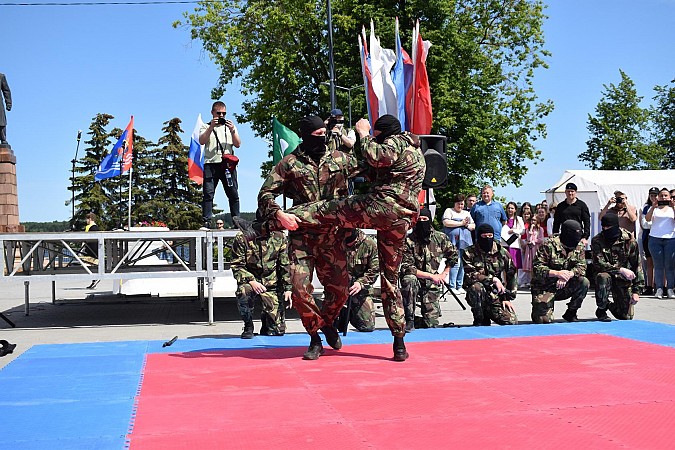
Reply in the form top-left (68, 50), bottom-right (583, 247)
top-left (0, 144), bottom-right (24, 233)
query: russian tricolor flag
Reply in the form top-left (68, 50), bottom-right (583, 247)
top-left (188, 114), bottom-right (205, 185)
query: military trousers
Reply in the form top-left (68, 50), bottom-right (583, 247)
top-left (530, 276), bottom-right (590, 323)
top-left (283, 195), bottom-right (410, 337)
top-left (236, 284), bottom-right (286, 334)
top-left (595, 272), bottom-right (634, 320)
top-left (288, 229), bottom-right (350, 335)
top-left (465, 282), bottom-right (518, 326)
top-left (400, 274), bottom-right (442, 328)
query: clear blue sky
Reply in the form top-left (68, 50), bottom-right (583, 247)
top-left (1, 0), bottom-right (674, 222)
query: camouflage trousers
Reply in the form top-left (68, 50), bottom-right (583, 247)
top-left (465, 282), bottom-right (518, 326)
top-left (236, 284), bottom-right (286, 334)
top-left (336, 289), bottom-right (376, 332)
top-left (288, 229), bottom-right (350, 335)
top-left (285, 195), bottom-right (410, 337)
top-left (595, 272), bottom-right (635, 320)
top-left (530, 276), bottom-right (590, 323)
top-left (400, 274), bottom-right (441, 328)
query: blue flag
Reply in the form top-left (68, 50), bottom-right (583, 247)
top-left (95, 117), bottom-right (134, 181)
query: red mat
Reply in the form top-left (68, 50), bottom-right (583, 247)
top-left (128, 335), bottom-right (675, 449)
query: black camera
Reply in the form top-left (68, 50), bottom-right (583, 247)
top-left (218, 117), bottom-right (227, 126)
top-left (616, 197), bottom-right (623, 204)
top-left (658, 200), bottom-right (671, 206)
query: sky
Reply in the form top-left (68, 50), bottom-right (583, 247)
top-left (1, 0), bottom-right (675, 222)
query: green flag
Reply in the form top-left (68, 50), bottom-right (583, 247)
top-left (272, 118), bottom-right (301, 164)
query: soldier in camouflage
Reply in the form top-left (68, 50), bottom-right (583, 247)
top-left (337, 229), bottom-right (379, 332)
top-left (462, 223), bottom-right (518, 326)
top-left (235, 114), bottom-right (425, 361)
top-left (230, 231), bottom-right (292, 338)
top-left (531, 220), bottom-right (590, 323)
top-left (591, 212), bottom-right (643, 321)
top-left (255, 115), bottom-right (360, 360)
top-left (400, 207), bottom-right (458, 330)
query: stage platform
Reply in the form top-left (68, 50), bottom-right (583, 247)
top-left (1, 320), bottom-right (674, 449)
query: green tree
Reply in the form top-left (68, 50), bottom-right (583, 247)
top-left (580, 70), bottom-right (658, 170)
top-left (70, 113), bottom-right (114, 230)
top-left (145, 118), bottom-right (203, 230)
top-left (176, 0), bottom-right (553, 210)
top-left (652, 79), bottom-right (675, 168)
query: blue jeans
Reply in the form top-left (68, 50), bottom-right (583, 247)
top-left (448, 249), bottom-right (464, 289)
top-left (202, 163), bottom-right (240, 221)
top-left (648, 236), bottom-right (675, 289)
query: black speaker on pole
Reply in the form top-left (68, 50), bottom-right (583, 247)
top-left (419, 135), bottom-right (448, 188)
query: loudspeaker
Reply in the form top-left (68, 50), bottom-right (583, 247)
top-left (419, 135), bottom-right (448, 188)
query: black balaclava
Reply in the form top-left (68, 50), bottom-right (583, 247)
top-left (559, 220), bottom-right (583, 249)
top-left (601, 212), bottom-right (621, 244)
top-left (345, 229), bottom-right (359, 246)
top-left (476, 223), bottom-right (494, 253)
top-left (414, 208), bottom-right (433, 243)
top-left (373, 114), bottom-right (402, 144)
top-left (299, 115), bottom-right (327, 161)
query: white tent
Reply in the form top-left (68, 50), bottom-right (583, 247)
top-left (545, 170), bottom-right (675, 238)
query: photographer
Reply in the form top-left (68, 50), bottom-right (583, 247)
top-left (198, 101), bottom-right (242, 229)
top-left (325, 108), bottom-right (355, 153)
top-left (599, 190), bottom-right (637, 237)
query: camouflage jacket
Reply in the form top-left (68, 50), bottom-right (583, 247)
top-left (401, 230), bottom-right (458, 286)
top-left (591, 229), bottom-right (644, 293)
top-left (346, 231), bottom-right (379, 291)
top-left (231, 231), bottom-right (291, 292)
top-left (531, 236), bottom-right (587, 290)
top-left (360, 132), bottom-right (426, 218)
top-left (257, 143), bottom-right (361, 220)
top-left (462, 242), bottom-right (517, 294)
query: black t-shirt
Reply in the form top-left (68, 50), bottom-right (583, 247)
top-left (553, 199), bottom-right (591, 238)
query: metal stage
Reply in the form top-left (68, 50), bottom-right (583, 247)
top-left (0, 229), bottom-right (240, 325)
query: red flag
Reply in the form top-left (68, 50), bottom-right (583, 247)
top-left (359, 27), bottom-right (379, 127)
top-left (121, 116), bottom-right (134, 173)
top-left (411, 22), bottom-right (432, 135)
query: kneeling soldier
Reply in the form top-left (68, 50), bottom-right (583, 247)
top-left (231, 231), bottom-right (292, 338)
top-left (531, 220), bottom-right (589, 323)
top-left (591, 212), bottom-right (643, 321)
top-left (462, 223), bottom-right (518, 326)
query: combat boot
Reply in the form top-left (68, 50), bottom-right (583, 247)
top-left (232, 216), bottom-right (265, 242)
top-left (241, 321), bottom-right (255, 339)
top-left (303, 333), bottom-right (325, 360)
top-left (393, 336), bottom-right (409, 362)
top-left (562, 308), bottom-right (578, 322)
top-left (320, 325), bottom-right (342, 350)
top-left (595, 308), bottom-right (612, 322)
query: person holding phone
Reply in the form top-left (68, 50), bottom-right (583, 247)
top-left (198, 101), bottom-right (242, 229)
top-left (599, 190), bottom-right (637, 237)
top-left (644, 188), bottom-right (675, 299)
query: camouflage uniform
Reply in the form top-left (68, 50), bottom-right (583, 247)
top-left (230, 231), bottom-right (291, 334)
top-left (282, 133), bottom-right (426, 337)
top-left (462, 242), bottom-right (518, 325)
top-left (340, 230), bottom-right (379, 332)
top-left (531, 237), bottom-right (589, 323)
top-left (257, 144), bottom-right (360, 334)
top-left (400, 230), bottom-right (458, 328)
top-left (591, 229), bottom-right (644, 320)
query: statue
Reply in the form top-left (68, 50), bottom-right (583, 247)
top-left (0, 73), bottom-right (12, 145)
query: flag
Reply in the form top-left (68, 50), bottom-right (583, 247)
top-left (272, 118), bottom-right (301, 164)
top-left (369, 21), bottom-right (398, 119)
top-left (95, 116), bottom-right (134, 181)
top-left (411, 21), bottom-right (433, 135)
top-left (358, 28), bottom-right (378, 128)
top-left (188, 114), bottom-right (205, 184)
top-left (392, 17), bottom-right (414, 130)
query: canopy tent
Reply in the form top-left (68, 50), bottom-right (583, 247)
top-left (545, 170), bottom-right (675, 238)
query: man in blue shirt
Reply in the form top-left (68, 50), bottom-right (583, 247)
top-left (470, 185), bottom-right (507, 241)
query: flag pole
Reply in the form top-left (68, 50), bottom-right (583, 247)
top-left (127, 167), bottom-right (133, 230)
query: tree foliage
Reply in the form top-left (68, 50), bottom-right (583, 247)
top-left (580, 70), bottom-right (660, 170)
top-left (652, 79), bottom-right (675, 168)
top-left (176, 0), bottom-right (553, 209)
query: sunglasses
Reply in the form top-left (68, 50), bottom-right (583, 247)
top-left (214, 111), bottom-right (226, 116)
top-left (216, 222), bottom-right (224, 225)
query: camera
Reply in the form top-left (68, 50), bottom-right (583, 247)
top-left (658, 200), bottom-right (671, 206)
top-left (218, 117), bottom-right (227, 126)
top-left (616, 197), bottom-right (623, 204)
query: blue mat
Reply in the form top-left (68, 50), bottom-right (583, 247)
top-left (0, 320), bottom-right (673, 450)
